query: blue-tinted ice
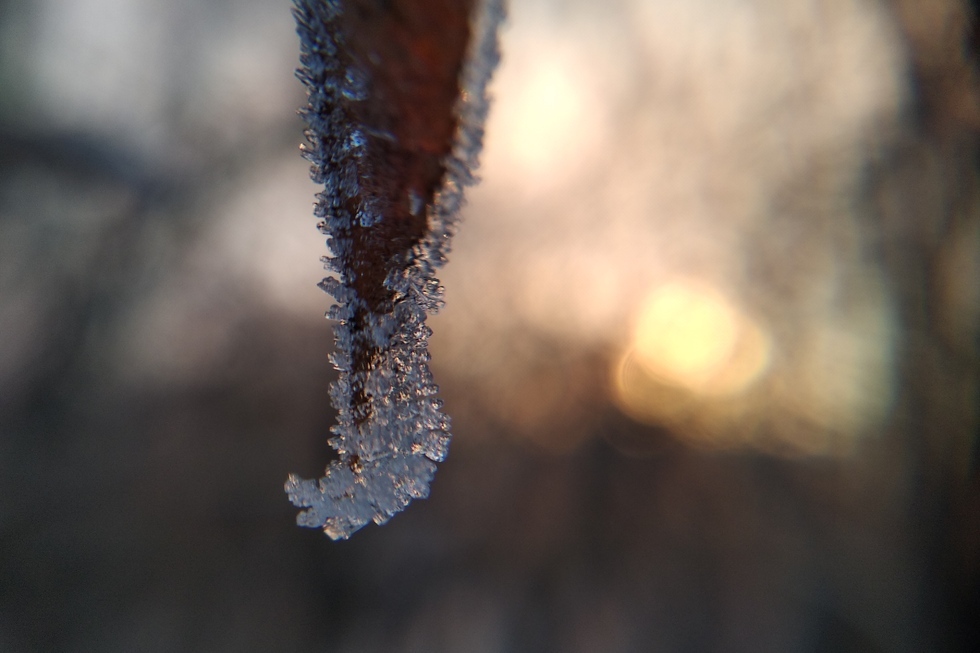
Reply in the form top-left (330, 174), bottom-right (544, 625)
top-left (286, 0), bottom-right (503, 540)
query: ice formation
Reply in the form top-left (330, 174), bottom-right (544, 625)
top-left (285, 0), bottom-right (502, 540)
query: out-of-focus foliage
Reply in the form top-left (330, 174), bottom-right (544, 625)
top-left (0, 0), bottom-right (977, 651)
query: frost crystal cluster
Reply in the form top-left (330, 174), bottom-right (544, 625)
top-left (285, 0), bottom-right (502, 540)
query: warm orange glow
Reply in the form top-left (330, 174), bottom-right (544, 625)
top-left (432, 0), bottom-right (906, 457)
top-left (611, 280), bottom-right (773, 446)
top-left (627, 281), bottom-right (770, 396)
top-left (610, 277), bottom-right (895, 455)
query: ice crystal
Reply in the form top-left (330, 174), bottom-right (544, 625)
top-left (285, 0), bottom-right (503, 540)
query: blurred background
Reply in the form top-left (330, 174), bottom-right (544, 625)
top-left (1, 0), bottom-right (978, 650)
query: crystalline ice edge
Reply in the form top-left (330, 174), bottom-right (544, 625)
top-left (286, 0), bottom-right (503, 540)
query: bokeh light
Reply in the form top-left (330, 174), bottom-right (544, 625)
top-left (625, 280), bottom-right (770, 396)
top-left (433, 0), bottom-right (908, 456)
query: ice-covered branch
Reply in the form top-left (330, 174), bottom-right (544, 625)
top-left (285, 0), bottom-right (503, 540)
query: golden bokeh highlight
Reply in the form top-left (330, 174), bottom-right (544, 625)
top-left (610, 280), bottom-right (774, 449)
top-left (625, 281), bottom-right (770, 396)
top-left (609, 276), bottom-right (897, 456)
top-left (432, 0), bottom-right (910, 458)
